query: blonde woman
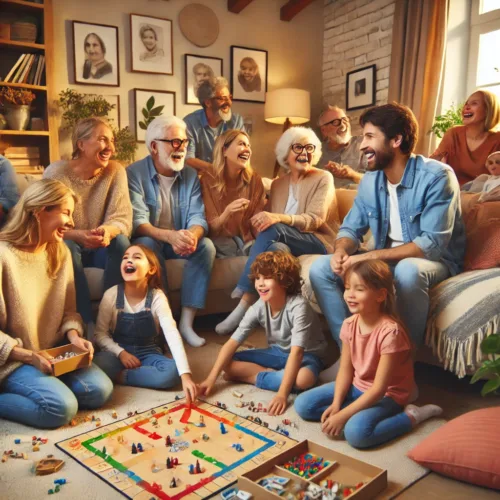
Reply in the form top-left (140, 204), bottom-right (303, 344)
top-left (44, 117), bottom-right (132, 333)
top-left (216, 126), bottom-right (340, 334)
top-left (431, 89), bottom-right (500, 185)
top-left (0, 179), bottom-right (112, 429)
top-left (200, 129), bottom-right (265, 257)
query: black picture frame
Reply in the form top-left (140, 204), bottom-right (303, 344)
top-left (184, 54), bottom-right (223, 105)
top-left (230, 45), bottom-right (268, 104)
top-left (346, 64), bottom-right (376, 111)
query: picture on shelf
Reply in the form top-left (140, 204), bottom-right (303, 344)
top-left (72, 21), bottom-right (119, 87)
top-left (230, 46), bottom-right (268, 103)
top-left (133, 88), bottom-right (175, 142)
top-left (130, 14), bottom-right (173, 75)
top-left (184, 54), bottom-right (223, 105)
top-left (346, 64), bottom-right (376, 111)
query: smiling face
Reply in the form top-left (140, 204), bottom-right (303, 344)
top-left (224, 133), bottom-right (251, 171)
top-left (84, 34), bottom-right (104, 63)
top-left (240, 61), bottom-right (257, 82)
top-left (462, 92), bottom-right (487, 127)
top-left (37, 196), bottom-right (75, 245)
top-left (141, 29), bottom-right (157, 51)
top-left (343, 271), bottom-right (386, 316)
top-left (254, 274), bottom-right (286, 305)
top-left (121, 245), bottom-right (156, 283)
top-left (486, 152), bottom-right (500, 175)
top-left (286, 138), bottom-right (315, 173)
top-left (360, 122), bottom-right (395, 171)
top-left (153, 125), bottom-right (187, 173)
top-left (79, 123), bottom-right (115, 168)
top-left (319, 108), bottom-right (352, 146)
top-left (210, 86), bottom-right (232, 122)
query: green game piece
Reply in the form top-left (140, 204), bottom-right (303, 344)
top-left (48, 490), bottom-right (54, 495)
top-left (55, 485), bottom-right (60, 493)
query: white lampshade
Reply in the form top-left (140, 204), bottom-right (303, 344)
top-left (264, 88), bottom-right (311, 125)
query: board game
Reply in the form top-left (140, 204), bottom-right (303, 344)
top-left (56, 399), bottom-right (296, 500)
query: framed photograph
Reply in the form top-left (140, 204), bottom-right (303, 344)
top-left (346, 64), bottom-right (376, 111)
top-left (133, 88), bottom-right (176, 143)
top-left (230, 45), bottom-right (268, 103)
top-left (184, 54), bottom-right (223, 105)
top-left (130, 14), bottom-right (173, 75)
top-left (83, 94), bottom-right (120, 127)
top-left (72, 21), bottom-right (119, 87)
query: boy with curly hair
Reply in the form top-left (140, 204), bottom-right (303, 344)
top-left (200, 251), bottom-right (328, 415)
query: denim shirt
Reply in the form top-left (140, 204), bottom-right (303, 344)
top-left (126, 155), bottom-right (208, 235)
top-left (0, 155), bottom-right (20, 216)
top-left (338, 154), bottom-right (466, 276)
top-left (184, 109), bottom-right (245, 163)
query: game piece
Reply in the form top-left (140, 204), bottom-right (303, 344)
top-left (35, 456), bottom-right (65, 476)
top-left (170, 477), bottom-right (177, 488)
top-left (221, 487), bottom-right (238, 500)
top-left (14, 438), bottom-right (21, 444)
top-left (151, 409), bottom-right (156, 415)
top-left (175, 395), bottom-right (181, 401)
top-left (216, 401), bottom-right (227, 409)
top-left (54, 479), bottom-right (66, 485)
top-left (202, 433), bottom-right (209, 441)
top-left (232, 390), bottom-right (243, 398)
top-left (48, 489), bottom-right (54, 495)
top-left (166, 457), bottom-right (172, 469)
top-left (131, 443), bottom-right (137, 454)
top-left (166, 435), bottom-right (172, 446)
top-left (232, 443), bottom-right (243, 452)
top-left (111, 410), bottom-right (117, 419)
top-left (152, 482), bottom-right (162, 491)
top-left (127, 412), bottom-right (133, 418)
top-left (33, 444), bottom-right (40, 452)
top-left (117, 435), bottom-right (124, 444)
top-left (173, 457), bottom-right (179, 466)
top-left (189, 464), bottom-right (194, 474)
top-left (137, 443), bottom-right (143, 452)
top-left (70, 418), bottom-right (78, 427)
top-left (220, 422), bottom-right (227, 434)
top-left (54, 485), bottom-right (61, 493)
top-left (195, 460), bottom-right (201, 474)
top-left (102, 446), bottom-right (106, 455)
top-left (183, 426), bottom-right (190, 433)
top-left (95, 418), bottom-right (101, 428)
top-left (236, 491), bottom-right (252, 500)
top-left (168, 416), bottom-right (173, 424)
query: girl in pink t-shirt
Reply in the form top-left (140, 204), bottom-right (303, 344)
top-left (295, 260), bottom-right (442, 449)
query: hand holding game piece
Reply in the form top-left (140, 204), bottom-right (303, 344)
top-left (198, 376), bottom-right (216, 396)
top-left (119, 350), bottom-right (141, 369)
top-left (267, 394), bottom-right (288, 416)
top-left (181, 373), bottom-right (198, 404)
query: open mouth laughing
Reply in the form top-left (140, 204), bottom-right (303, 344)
top-left (98, 149), bottom-right (112, 162)
top-left (124, 262), bottom-right (136, 274)
top-left (55, 226), bottom-right (68, 239)
top-left (257, 288), bottom-right (270, 298)
top-left (238, 152), bottom-right (250, 162)
top-left (463, 111), bottom-right (473, 120)
top-left (363, 149), bottom-right (375, 162)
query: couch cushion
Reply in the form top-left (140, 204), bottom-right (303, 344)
top-left (407, 407), bottom-right (500, 490)
top-left (464, 218), bottom-right (500, 271)
top-left (425, 269), bottom-right (500, 378)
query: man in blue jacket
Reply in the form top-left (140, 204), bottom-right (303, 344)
top-left (310, 103), bottom-right (465, 352)
top-left (127, 116), bottom-right (215, 347)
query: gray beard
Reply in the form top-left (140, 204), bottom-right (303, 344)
top-left (330, 131), bottom-right (351, 146)
top-left (219, 108), bottom-right (232, 122)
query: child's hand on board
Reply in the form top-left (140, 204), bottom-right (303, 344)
top-left (267, 394), bottom-right (288, 416)
top-left (119, 351), bottom-right (141, 369)
top-left (321, 412), bottom-right (348, 437)
top-left (181, 374), bottom-right (198, 404)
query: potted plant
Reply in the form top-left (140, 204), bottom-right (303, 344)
top-left (0, 86), bottom-right (36, 130)
top-left (430, 102), bottom-right (464, 139)
top-left (57, 89), bottom-right (138, 165)
top-left (470, 333), bottom-right (500, 396)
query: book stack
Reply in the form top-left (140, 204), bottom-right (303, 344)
top-left (2, 54), bottom-right (45, 86)
top-left (4, 146), bottom-right (44, 175)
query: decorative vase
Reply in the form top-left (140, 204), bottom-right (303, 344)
top-left (5, 105), bottom-right (30, 130)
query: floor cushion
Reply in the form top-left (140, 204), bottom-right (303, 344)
top-left (407, 407), bottom-right (500, 490)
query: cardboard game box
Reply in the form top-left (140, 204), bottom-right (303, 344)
top-left (38, 344), bottom-right (91, 376)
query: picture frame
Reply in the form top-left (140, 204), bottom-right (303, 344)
top-left (133, 88), bottom-right (176, 143)
top-left (346, 64), bottom-right (376, 111)
top-left (184, 54), bottom-right (223, 105)
top-left (230, 45), bottom-right (268, 103)
top-left (130, 14), bottom-right (173, 75)
top-left (72, 21), bottom-right (119, 87)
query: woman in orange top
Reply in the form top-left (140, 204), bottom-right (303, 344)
top-left (200, 129), bottom-right (266, 257)
top-left (431, 90), bottom-right (500, 185)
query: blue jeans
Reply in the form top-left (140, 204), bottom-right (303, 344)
top-left (309, 256), bottom-right (450, 347)
top-left (0, 364), bottom-right (113, 429)
top-left (134, 236), bottom-right (216, 310)
top-left (93, 345), bottom-right (180, 390)
top-left (294, 382), bottom-right (412, 449)
top-left (232, 345), bottom-right (324, 392)
top-left (66, 234), bottom-right (130, 323)
top-left (236, 223), bottom-right (327, 294)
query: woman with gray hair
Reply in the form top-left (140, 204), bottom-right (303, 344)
top-left (44, 117), bottom-right (132, 337)
top-left (216, 126), bottom-right (340, 334)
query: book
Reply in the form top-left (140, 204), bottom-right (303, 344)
top-left (8, 158), bottom-right (41, 166)
top-left (3, 54), bottom-right (26, 82)
top-left (35, 55), bottom-right (45, 86)
top-left (13, 54), bottom-right (32, 83)
top-left (26, 54), bottom-right (39, 84)
top-left (19, 54), bottom-right (34, 83)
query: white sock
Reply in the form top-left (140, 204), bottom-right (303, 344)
top-left (179, 307), bottom-right (206, 347)
top-left (318, 359), bottom-right (341, 384)
top-left (215, 300), bottom-right (250, 335)
top-left (404, 404), bottom-right (443, 426)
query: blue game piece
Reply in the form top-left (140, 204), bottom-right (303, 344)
top-left (54, 479), bottom-right (66, 485)
top-left (220, 422), bottom-right (227, 434)
top-left (189, 464), bottom-right (195, 474)
top-left (175, 429), bottom-right (182, 437)
top-left (137, 443), bottom-right (143, 452)
top-left (14, 438), bottom-right (21, 444)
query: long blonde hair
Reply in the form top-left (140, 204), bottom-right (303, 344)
top-left (71, 116), bottom-right (112, 159)
top-left (0, 179), bottom-right (78, 278)
top-left (211, 129), bottom-right (253, 195)
top-left (476, 89), bottom-right (500, 132)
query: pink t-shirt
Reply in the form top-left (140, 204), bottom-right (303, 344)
top-left (340, 314), bottom-right (414, 406)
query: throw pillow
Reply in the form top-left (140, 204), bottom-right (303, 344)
top-left (464, 218), bottom-right (500, 270)
top-left (407, 407), bottom-right (500, 490)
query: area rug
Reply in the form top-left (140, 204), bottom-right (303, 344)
top-left (0, 341), bottom-right (445, 499)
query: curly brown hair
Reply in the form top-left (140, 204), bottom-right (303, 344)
top-left (249, 251), bottom-right (302, 295)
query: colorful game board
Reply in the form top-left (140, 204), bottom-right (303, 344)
top-left (56, 399), bottom-right (296, 500)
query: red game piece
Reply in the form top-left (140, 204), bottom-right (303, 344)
top-left (173, 458), bottom-right (179, 466)
top-left (166, 436), bottom-right (172, 447)
top-left (195, 460), bottom-right (201, 474)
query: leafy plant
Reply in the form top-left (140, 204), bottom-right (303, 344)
top-left (430, 102), bottom-right (464, 139)
top-left (0, 86), bottom-right (36, 106)
top-left (139, 96), bottom-right (164, 130)
top-left (470, 334), bottom-right (500, 396)
top-left (113, 126), bottom-right (136, 165)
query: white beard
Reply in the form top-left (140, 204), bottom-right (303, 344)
top-left (219, 108), bottom-right (232, 122)
top-left (331, 130), bottom-right (351, 146)
top-left (159, 149), bottom-right (185, 172)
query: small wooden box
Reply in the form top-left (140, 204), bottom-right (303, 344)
top-left (38, 344), bottom-right (91, 376)
top-left (238, 440), bottom-right (387, 500)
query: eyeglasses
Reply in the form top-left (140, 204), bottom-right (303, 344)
top-left (213, 95), bottom-right (232, 103)
top-left (291, 143), bottom-right (316, 154)
top-left (322, 116), bottom-right (351, 127)
top-left (155, 138), bottom-right (190, 149)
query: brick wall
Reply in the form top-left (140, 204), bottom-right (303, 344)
top-left (323, 0), bottom-right (396, 130)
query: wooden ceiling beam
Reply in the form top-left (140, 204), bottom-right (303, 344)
top-left (280, 0), bottom-right (317, 22)
top-left (228, 0), bottom-right (255, 14)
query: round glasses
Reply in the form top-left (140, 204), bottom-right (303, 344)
top-left (155, 138), bottom-right (190, 149)
top-left (322, 117), bottom-right (350, 127)
top-left (291, 143), bottom-right (316, 154)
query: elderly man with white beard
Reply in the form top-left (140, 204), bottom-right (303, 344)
top-left (127, 116), bottom-right (216, 347)
top-left (184, 77), bottom-right (246, 172)
top-left (317, 105), bottom-right (367, 189)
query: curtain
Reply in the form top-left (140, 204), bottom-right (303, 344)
top-left (388, 0), bottom-right (449, 156)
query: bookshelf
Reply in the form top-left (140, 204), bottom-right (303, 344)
top-left (0, 0), bottom-right (58, 168)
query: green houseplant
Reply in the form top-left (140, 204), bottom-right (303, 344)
top-left (57, 89), bottom-right (137, 165)
top-left (470, 334), bottom-right (500, 396)
top-left (430, 102), bottom-right (464, 139)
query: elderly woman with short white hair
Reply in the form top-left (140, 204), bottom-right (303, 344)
top-left (216, 126), bottom-right (340, 334)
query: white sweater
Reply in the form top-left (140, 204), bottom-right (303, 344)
top-left (95, 286), bottom-right (190, 376)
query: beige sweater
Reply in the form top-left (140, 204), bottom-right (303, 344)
top-left (268, 168), bottom-right (340, 253)
top-left (0, 242), bottom-right (84, 384)
top-left (44, 160), bottom-right (132, 236)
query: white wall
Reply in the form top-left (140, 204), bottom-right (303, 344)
top-left (51, 0), bottom-right (324, 177)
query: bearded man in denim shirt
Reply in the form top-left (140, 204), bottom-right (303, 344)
top-left (310, 103), bottom-right (465, 354)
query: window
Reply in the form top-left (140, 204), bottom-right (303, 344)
top-left (482, 0), bottom-right (500, 15)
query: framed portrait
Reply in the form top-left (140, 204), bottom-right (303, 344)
top-left (133, 88), bottom-right (176, 143)
top-left (83, 94), bottom-right (120, 127)
top-left (184, 54), bottom-right (223, 105)
top-left (346, 64), bottom-right (376, 111)
top-left (130, 14), bottom-right (173, 75)
top-left (72, 21), bottom-right (119, 87)
top-left (230, 45), bottom-right (268, 103)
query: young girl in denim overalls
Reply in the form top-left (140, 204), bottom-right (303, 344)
top-left (93, 244), bottom-right (198, 402)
